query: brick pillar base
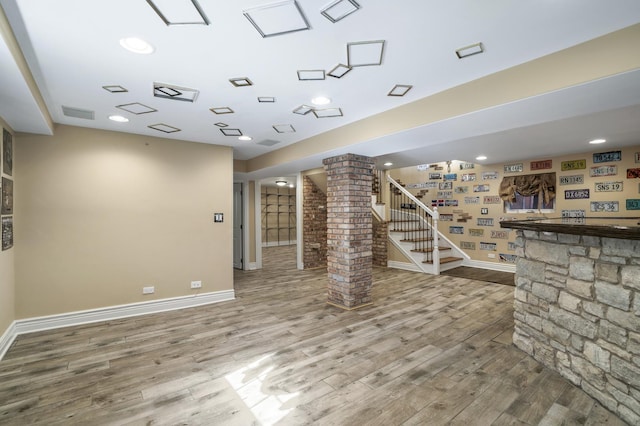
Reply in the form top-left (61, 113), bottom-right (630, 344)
top-left (323, 153), bottom-right (374, 310)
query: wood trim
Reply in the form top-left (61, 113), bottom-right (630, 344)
top-left (386, 260), bottom-right (422, 272)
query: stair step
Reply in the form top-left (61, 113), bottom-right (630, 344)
top-left (389, 219), bottom-right (421, 223)
top-left (401, 237), bottom-right (433, 242)
top-left (423, 256), bottom-right (464, 265)
top-left (411, 247), bottom-right (451, 253)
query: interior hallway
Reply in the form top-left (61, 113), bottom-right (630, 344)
top-left (0, 246), bottom-right (626, 425)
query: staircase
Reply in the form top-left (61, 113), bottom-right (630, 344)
top-left (387, 175), bottom-right (466, 274)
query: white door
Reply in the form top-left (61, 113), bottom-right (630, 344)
top-left (233, 182), bottom-right (243, 269)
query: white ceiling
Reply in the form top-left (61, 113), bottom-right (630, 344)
top-left (1, 0), bottom-right (640, 179)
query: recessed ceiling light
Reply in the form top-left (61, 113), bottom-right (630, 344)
top-left (108, 115), bottom-right (129, 123)
top-left (119, 37), bottom-right (154, 54)
top-left (589, 138), bottom-right (606, 144)
top-left (383, 162), bottom-right (393, 167)
top-left (238, 136), bottom-right (252, 141)
top-left (288, 183), bottom-right (295, 188)
top-left (475, 155), bottom-right (487, 161)
top-left (311, 96), bottom-right (331, 106)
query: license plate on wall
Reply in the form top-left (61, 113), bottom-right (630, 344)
top-left (594, 181), bottom-right (623, 192)
top-left (626, 199), bottom-right (640, 210)
top-left (590, 201), bottom-right (619, 212)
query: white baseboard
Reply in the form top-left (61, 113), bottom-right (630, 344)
top-left (387, 261), bottom-right (423, 273)
top-left (0, 321), bottom-right (17, 361)
top-left (246, 262), bottom-right (258, 270)
top-left (462, 259), bottom-right (516, 273)
top-left (0, 289), bottom-right (235, 361)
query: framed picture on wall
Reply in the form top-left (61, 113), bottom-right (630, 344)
top-left (3, 128), bottom-right (12, 176)
top-left (2, 216), bottom-right (12, 251)
top-left (2, 177), bottom-right (13, 214)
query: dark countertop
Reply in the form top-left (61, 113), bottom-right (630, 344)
top-left (500, 217), bottom-right (640, 240)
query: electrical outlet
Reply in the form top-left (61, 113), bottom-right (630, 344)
top-left (143, 286), bottom-right (155, 294)
top-left (487, 253), bottom-right (496, 259)
top-left (191, 280), bottom-right (202, 289)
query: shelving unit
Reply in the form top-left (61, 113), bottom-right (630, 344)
top-left (261, 186), bottom-right (296, 246)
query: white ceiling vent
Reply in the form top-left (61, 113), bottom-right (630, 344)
top-left (256, 139), bottom-right (280, 147)
top-left (62, 106), bottom-right (95, 120)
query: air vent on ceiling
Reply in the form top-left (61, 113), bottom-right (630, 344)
top-left (256, 139), bottom-right (280, 147)
top-left (62, 106), bottom-right (95, 120)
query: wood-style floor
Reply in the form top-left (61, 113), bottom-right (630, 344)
top-left (0, 246), bottom-right (627, 425)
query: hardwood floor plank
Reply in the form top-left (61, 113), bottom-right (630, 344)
top-left (0, 245), bottom-right (627, 425)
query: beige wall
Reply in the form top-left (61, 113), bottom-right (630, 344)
top-left (0, 117), bottom-right (15, 336)
top-left (15, 125), bottom-right (233, 318)
top-left (391, 145), bottom-right (640, 265)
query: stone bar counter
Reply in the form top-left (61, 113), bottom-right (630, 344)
top-left (501, 218), bottom-right (640, 425)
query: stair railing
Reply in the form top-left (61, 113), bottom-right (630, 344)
top-left (387, 175), bottom-right (440, 274)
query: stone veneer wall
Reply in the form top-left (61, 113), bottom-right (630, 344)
top-left (302, 176), bottom-right (327, 269)
top-left (513, 229), bottom-right (640, 424)
top-left (323, 153), bottom-right (374, 309)
top-left (372, 216), bottom-right (388, 267)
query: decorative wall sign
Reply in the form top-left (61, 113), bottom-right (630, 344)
top-left (464, 196), bottom-right (480, 204)
top-left (431, 200), bottom-right (444, 207)
top-left (449, 226), bottom-right (464, 234)
top-left (508, 242), bottom-right (517, 251)
top-left (500, 253), bottom-right (517, 263)
top-left (562, 209), bottom-right (586, 218)
top-left (559, 175), bottom-right (584, 185)
top-left (635, 152), bottom-right (640, 163)
top-left (593, 150), bottom-right (622, 163)
top-left (460, 241), bottom-right (476, 250)
top-left (561, 159), bottom-right (586, 171)
top-left (459, 162), bottom-right (475, 170)
top-left (531, 159), bottom-right (552, 170)
top-left (590, 165), bottom-right (617, 177)
top-left (429, 172), bottom-right (442, 180)
top-left (480, 242), bottom-right (497, 251)
top-left (469, 228), bottom-right (484, 237)
top-left (461, 173), bottom-right (477, 182)
top-left (491, 230), bottom-right (509, 239)
top-left (504, 163), bottom-right (523, 173)
top-left (439, 182), bottom-right (452, 190)
top-left (477, 218), bottom-right (494, 226)
top-left (436, 191), bottom-right (453, 199)
top-left (439, 214), bottom-right (453, 221)
top-left (627, 168), bottom-right (640, 178)
top-left (406, 182), bottom-right (430, 189)
top-left (445, 200), bottom-right (458, 207)
top-left (1, 177), bottom-right (12, 215)
top-left (564, 189), bottom-right (590, 199)
top-left (425, 182), bottom-right (439, 189)
top-left (443, 173), bottom-right (457, 181)
top-left (2, 129), bottom-right (12, 176)
top-left (473, 184), bottom-right (490, 192)
top-left (481, 171), bottom-right (499, 180)
top-left (417, 164), bottom-right (430, 171)
top-left (594, 181), bottom-right (623, 192)
top-left (590, 201), bottom-right (619, 212)
top-left (1, 216), bottom-right (12, 251)
top-left (626, 199), bottom-right (640, 210)
top-left (481, 208), bottom-right (489, 215)
top-left (483, 195), bottom-right (501, 204)
top-left (454, 186), bottom-right (469, 194)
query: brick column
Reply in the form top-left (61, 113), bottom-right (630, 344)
top-left (323, 153), bottom-right (374, 310)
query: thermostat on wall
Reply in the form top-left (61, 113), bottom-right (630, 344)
top-left (214, 213), bottom-right (223, 223)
